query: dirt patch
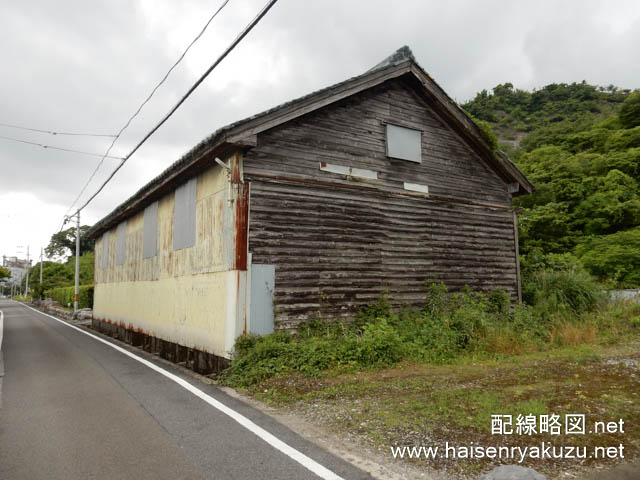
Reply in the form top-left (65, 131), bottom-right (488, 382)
top-left (246, 345), bottom-right (640, 479)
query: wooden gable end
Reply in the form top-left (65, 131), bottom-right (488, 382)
top-left (244, 76), bottom-right (520, 328)
top-left (243, 76), bottom-right (511, 206)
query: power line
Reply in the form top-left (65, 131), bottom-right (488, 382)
top-left (75, 0), bottom-right (279, 215)
top-left (70, 0), bottom-right (279, 222)
top-left (61, 0), bottom-right (232, 222)
top-left (0, 122), bottom-right (117, 137)
top-left (0, 134), bottom-right (125, 160)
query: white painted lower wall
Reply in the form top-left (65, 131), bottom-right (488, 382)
top-left (94, 270), bottom-right (247, 358)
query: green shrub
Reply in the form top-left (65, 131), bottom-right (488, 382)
top-left (402, 314), bottom-right (461, 362)
top-left (575, 226), bottom-right (640, 287)
top-left (355, 319), bottom-right (404, 366)
top-left (45, 285), bottom-right (94, 309)
top-left (523, 268), bottom-right (604, 315)
top-left (13, 295), bottom-right (32, 302)
top-left (221, 271), bottom-right (633, 388)
top-left (605, 125), bottom-right (640, 151)
top-left (487, 289), bottom-right (511, 316)
top-left (448, 296), bottom-right (491, 349)
top-left (424, 281), bottom-right (448, 319)
top-left (355, 294), bottom-right (391, 327)
top-left (618, 90), bottom-right (640, 129)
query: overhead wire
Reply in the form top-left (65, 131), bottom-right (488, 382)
top-left (0, 134), bottom-right (125, 160)
top-left (60, 0), bottom-right (233, 225)
top-left (0, 122), bottom-right (117, 137)
top-left (73, 0), bottom-right (279, 216)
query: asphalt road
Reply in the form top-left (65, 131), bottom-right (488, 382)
top-left (0, 300), bottom-right (370, 480)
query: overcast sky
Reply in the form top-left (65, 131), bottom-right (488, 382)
top-left (1, 0), bottom-right (639, 262)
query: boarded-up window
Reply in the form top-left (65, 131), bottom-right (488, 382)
top-left (173, 177), bottom-right (197, 250)
top-left (101, 231), bottom-right (110, 269)
top-left (143, 201), bottom-right (158, 258)
top-left (386, 124), bottom-right (422, 163)
top-left (115, 221), bottom-right (127, 265)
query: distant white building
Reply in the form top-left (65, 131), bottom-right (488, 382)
top-left (5, 266), bottom-right (27, 286)
top-left (2, 255), bottom-right (30, 288)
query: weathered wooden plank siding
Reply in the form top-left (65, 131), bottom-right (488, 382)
top-left (243, 77), bottom-right (518, 328)
top-left (244, 78), bottom-right (512, 205)
top-left (248, 181), bottom-right (516, 329)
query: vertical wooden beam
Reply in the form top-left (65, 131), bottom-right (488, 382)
top-left (512, 209), bottom-right (522, 303)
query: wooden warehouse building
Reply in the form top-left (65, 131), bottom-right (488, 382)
top-left (87, 46), bottom-right (534, 370)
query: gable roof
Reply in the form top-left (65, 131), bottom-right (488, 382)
top-left (87, 46), bottom-right (534, 239)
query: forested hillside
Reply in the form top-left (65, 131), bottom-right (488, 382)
top-left (463, 83), bottom-right (640, 287)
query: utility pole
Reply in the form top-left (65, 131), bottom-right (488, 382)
top-left (64, 211), bottom-right (81, 314)
top-left (40, 247), bottom-right (43, 285)
top-left (25, 245), bottom-right (30, 296)
top-left (74, 211), bottom-right (80, 314)
top-left (17, 244), bottom-right (30, 297)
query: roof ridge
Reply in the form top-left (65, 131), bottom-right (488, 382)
top-left (366, 45), bottom-right (415, 73)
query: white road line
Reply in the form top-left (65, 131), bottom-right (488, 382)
top-left (16, 302), bottom-right (344, 480)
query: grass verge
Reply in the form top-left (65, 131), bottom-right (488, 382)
top-left (220, 266), bottom-right (640, 478)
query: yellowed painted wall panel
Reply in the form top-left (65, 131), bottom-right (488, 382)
top-left (95, 160), bottom-right (233, 285)
top-left (93, 155), bottom-right (246, 358)
top-left (94, 271), bottom-right (232, 356)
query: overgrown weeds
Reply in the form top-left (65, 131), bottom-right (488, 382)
top-left (220, 264), bottom-right (640, 388)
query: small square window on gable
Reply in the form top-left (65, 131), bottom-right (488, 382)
top-left (385, 123), bottom-right (422, 163)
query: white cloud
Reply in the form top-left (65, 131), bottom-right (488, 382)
top-left (0, 0), bottom-right (638, 260)
top-left (0, 193), bottom-right (67, 260)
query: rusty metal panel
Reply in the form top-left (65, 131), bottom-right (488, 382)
top-left (101, 231), bottom-right (110, 269)
top-left (143, 201), bottom-right (158, 258)
top-left (249, 264), bottom-right (275, 335)
top-left (115, 221), bottom-right (127, 265)
top-left (173, 177), bottom-right (197, 251)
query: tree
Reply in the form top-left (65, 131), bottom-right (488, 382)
top-left (0, 266), bottom-right (10, 280)
top-left (45, 225), bottom-right (95, 259)
top-left (576, 227), bottom-right (640, 287)
top-left (22, 254), bottom-right (95, 299)
top-left (464, 81), bottom-right (639, 286)
top-left (619, 90), bottom-right (640, 129)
